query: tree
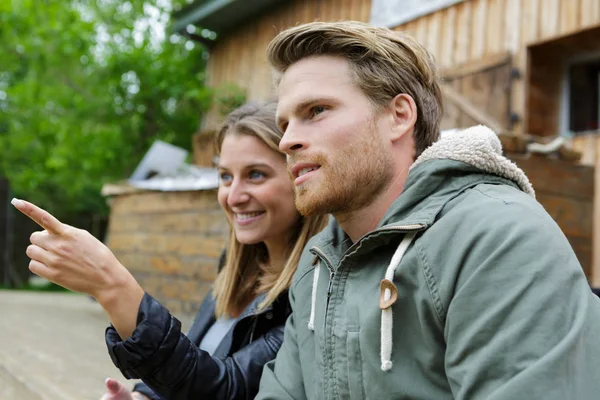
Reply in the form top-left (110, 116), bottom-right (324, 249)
top-left (0, 0), bottom-right (212, 222)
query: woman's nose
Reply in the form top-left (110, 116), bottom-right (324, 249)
top-left (227, 180), bottom-right (250, 207)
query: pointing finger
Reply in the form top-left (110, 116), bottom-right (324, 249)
top-left (11, 198), bottom-right (65, 235)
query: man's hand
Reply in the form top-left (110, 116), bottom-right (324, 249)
top-left (12, 198), bottom-right (144, 339)
top-left (100, 378), bottom-right (149, 400)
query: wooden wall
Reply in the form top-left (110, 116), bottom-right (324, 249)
top-left (508, 153), bottom-right (595, 278)
top-left (203, 0), bottom-right (372, 130)
top-left (572, 136), bottom-right (600, 285)
top-left (393, 0), bottom-right (600, 134)
top-left (205, 0), bottom-right (600, 133)
top-left (105, 191), bottom-right (228, 318)
top-left (201, 0), bottom-right (600, 281)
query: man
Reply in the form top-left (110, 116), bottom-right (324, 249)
top-left (256, 21), bottom-right (600, 399)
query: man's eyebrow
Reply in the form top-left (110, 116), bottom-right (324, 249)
top-left (277, 97), bottom-right (338, 126)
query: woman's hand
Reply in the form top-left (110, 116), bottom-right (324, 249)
top-left (12, 198), bottom-right (144, 339)
top-left (100, 378), bottom-right (150, 400)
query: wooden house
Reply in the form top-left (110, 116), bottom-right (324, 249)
top-left (173, 0), bottom-right (599, 282)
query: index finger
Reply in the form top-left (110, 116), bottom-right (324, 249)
top-left (11, 198), bottom-right (65, 235)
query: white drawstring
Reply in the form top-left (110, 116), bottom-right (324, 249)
top-left (381, 232), bottom-right (416, 371)
top-left (308, 260), bottom-right (320, 331)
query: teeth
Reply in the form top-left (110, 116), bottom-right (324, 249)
top-left (236, 212), bottom-right (263, 220)
top-left (298, 167), bottom-right (317, 177)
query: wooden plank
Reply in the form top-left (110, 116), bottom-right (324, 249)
top-left (454, 0), bottom-right (473, 65)
top-left (593, 137), bottom-right (600, 285)
top-left (580, 0), bottom-right (593, 28)
top-left (470, 0), bottom-right (488, 61)
top-left (508, 154), bottom-right (595, 200)
top-left (559, 0), bottom-right (580, 35)
top-left (414, 15), bottom-right (429, 45)
top-left (571, 135), bottom-right (597, 166)
top-left (441, 51), bottom-right (511, 80)
top-left (426, 11), bottom-right (443, 60)
top-left (504, 0), bottom-right (522, 53)
top-left (442, 84), bottom-right (506, 132)
top-left (535, 193), bottom-right (594, 238)
top-left (594, 0), bottom-right (600, 26)
top-left (398, 20), bottom-right (417, 38)
top-left (358, 0), bottom-right (371, 21)
top-left (539, 0), bottom-right (560, 40)
top-left (485, 0), bottom-right (505, 55)
top-left (521, 0), bottom-right (540, 45)
top-left (440, 7), bottom-right (457, 68)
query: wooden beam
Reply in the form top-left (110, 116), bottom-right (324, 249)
top-left (441, 51), bottom-right (511, 80)
top-left (441, 83), bottom-right (506, 132)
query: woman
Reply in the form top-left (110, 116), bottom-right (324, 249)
top-left (12, 100), bottom-right (327, 400)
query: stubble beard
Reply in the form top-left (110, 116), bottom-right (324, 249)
top-left (293, 127), bottom-right (393, 218)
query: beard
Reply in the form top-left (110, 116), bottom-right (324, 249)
top-left (291, 122), bottom-right (393, 218)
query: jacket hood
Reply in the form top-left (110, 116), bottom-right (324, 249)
top-left (377, 125), bottom-right (535, 229)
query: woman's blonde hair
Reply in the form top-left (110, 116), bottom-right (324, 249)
top-left (212, 100), bottom-right (328, 318)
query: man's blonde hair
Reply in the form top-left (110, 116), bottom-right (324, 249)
top-left (267, 21), bottom-right (443, 157)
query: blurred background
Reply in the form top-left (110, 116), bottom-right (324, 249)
top-left (1, 0), bottom-right (600, 398)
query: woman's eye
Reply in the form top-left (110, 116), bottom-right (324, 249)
top-left (219, 173), bottom-right (232, 184)
top-left (249, 171), bottom-right (266, 180)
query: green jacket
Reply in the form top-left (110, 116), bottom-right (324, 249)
top-left (257, 126), bottom-right (600, 399)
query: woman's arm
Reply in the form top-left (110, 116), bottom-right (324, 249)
top-left (12, 198), bottom-right (143, 340)
top-left (106, 293), bottom-right (285, 400)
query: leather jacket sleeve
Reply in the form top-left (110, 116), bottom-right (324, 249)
top-left (106, 293), bottom-right (285, 400)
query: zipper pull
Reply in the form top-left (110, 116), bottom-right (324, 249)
top-left (327, 270), bottom-right (335, 298)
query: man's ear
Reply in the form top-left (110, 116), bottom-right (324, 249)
top-left (387, 94), bottom-right (417, 142)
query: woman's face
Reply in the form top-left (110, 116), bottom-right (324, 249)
top-left (217, 133), bottom-right (300, 248)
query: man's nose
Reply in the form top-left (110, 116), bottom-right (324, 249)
top-left (279, 122), bottom-right (307, 154)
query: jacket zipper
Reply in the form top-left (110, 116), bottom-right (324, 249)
top-left (310, 223), bottom-right (426, 399)
top-left (248, 317), bottom-right (258, 344)
top-left (311, 247), bottom-right (336, 309)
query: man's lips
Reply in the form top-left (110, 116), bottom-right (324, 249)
top-left (290, 163), bottom-right (321, 179)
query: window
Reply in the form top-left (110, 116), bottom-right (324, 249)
top-left (567, 58), bottom-right (600, 135)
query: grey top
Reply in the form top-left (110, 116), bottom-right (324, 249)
top-left (198, 298), bottom-right (257, 356)
top-left (198, 317), bottom-right (237, 356)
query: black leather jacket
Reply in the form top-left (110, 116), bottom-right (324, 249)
top-left (105, 288), bottom-right (290, 400)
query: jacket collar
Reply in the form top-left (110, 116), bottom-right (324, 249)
top-left (311, 125), bottom-right (533, 261)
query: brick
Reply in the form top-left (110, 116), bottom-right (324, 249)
top-left (107, 232), bottom-right (226, 258)
top-left (110, 190), bottom-right (221, 215)
top-left (108, 210), bottom-right (228, 235)
top-left (165, 234), bottom-right (226, 258)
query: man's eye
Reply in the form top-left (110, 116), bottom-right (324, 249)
top-left (310, 106), bottom-right (326, 118)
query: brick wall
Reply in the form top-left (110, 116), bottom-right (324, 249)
top-left (105, 190), bottom-right (228, 320)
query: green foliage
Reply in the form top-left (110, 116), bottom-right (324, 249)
top-left (0, 0), bottom-right (212, 220)
top-left (213, 83), bottom-right (247, 117)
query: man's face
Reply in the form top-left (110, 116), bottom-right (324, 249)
top-left (276, 55), bottom-right (393, 217)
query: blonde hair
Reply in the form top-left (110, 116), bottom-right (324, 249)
top-left (267, 21), bottom-right (443, 157)
top-left (212, 100), bottom-right (328, 318)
